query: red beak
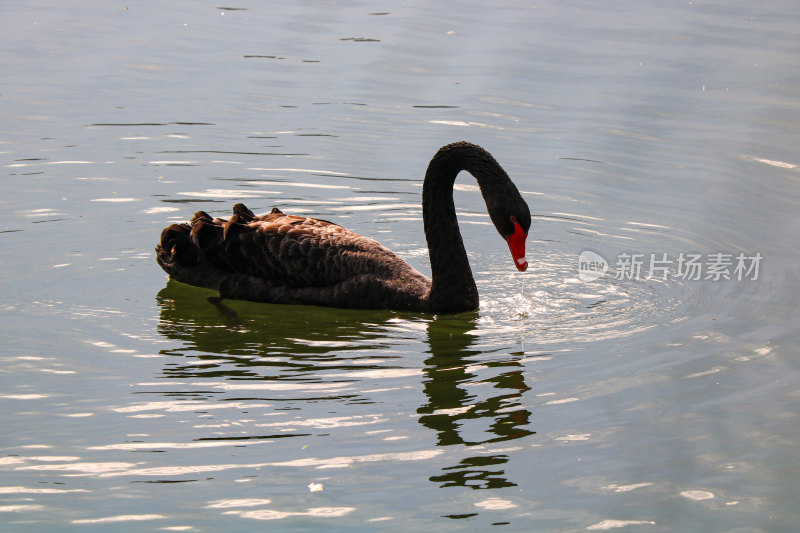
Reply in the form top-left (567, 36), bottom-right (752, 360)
top-left (506, 221), bottom-right (528, 272)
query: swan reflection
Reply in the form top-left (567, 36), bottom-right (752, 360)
top-left (154, 281), bottom-right (535, 490)
top-left (420, 314), bottom-right (534, 489)
top-left (156, 280), bottom-right (405, 383)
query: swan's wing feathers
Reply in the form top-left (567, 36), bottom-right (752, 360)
top-left (156, 203), bottom-right (420, 300)
top-left (232, 203), bottom-right (256, 222)
top-left (242, 214), bottom-right (380, 286)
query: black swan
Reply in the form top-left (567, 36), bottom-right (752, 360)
top-left (155, 141), bottom-right (531, 313)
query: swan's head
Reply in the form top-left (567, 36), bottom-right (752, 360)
top-left (428, 141), bottom-right (532, 272)
top-left (487, 194), bottom-right (531, 272)
top-left (506, 215), bottom-right (529, 271)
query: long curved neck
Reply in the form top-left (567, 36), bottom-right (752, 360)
top-left (422, 142), bottom-right (508, 312)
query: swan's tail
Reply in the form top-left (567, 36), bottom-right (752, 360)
top-left (155, 203), bottom-right (258, 290)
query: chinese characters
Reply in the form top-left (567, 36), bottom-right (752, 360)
top-left (611, 252), bottom-right (762, 281)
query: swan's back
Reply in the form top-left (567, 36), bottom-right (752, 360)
top-left (156, 203), bottom-right (431, 310)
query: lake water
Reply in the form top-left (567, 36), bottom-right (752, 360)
top-left (2, 1), bottom-right (799, 531)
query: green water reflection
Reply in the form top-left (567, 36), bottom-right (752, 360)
top-left (421, 315), bottom-right (534, 490)
top-left (156, 280), bottom-right (535, 491)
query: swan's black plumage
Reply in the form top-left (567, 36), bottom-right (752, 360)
top-left (155, 142), bottom-right (531, 313)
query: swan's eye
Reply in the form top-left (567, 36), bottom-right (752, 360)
top-left (509, 216), bottom-right (517, 224)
